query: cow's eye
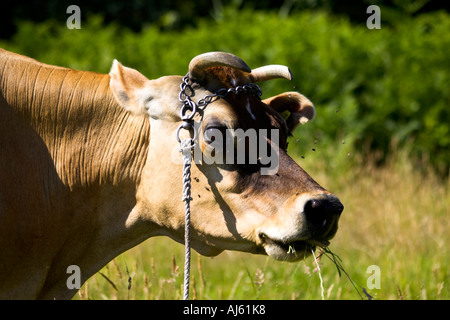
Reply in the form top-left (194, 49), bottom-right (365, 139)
top-left (204, 127), bottom-right (216, 144)
top-left (203, 125), bottom-right (227, 144)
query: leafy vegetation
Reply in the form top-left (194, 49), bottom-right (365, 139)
top-left (2, 8), bottom-right (448, 174)
top-left (2, 0), bottom-right (445, 38)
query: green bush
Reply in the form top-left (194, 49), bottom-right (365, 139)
top-left (2, 9), bottom-right (448, 174)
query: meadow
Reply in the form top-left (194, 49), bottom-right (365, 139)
top-left (74, 151), bottom-right (449, 300)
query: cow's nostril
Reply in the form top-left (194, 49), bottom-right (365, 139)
top-left (305, 199), bottom-right (328, 228)
top-left (303, 196), bottom-right (343, 238)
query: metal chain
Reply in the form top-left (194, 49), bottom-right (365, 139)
top-left (177, 74), bottom-right (262, 135)
top-left (176, 73), bottom-right (262, 300)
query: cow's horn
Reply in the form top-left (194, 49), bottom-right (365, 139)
top-left (189, 52), bottom-right (251, 82)
top-left (250, 65), bottom-right (293, 82)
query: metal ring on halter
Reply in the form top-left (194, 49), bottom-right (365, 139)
top-left (180, 100), bottom-right (197, 121)
top-left (176, 121), bottom-right (197, 144)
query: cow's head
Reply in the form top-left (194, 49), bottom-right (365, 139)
top-left (109, 52), bottom-right (343, 262)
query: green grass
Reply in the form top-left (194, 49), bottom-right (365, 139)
top-left (74, 152), bottom-right (449, 300)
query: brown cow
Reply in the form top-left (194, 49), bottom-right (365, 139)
top-left (0, 49), bottom-right (342, 299)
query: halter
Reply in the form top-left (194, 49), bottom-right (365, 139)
top-left (176, 74), bottom-right (261, 300)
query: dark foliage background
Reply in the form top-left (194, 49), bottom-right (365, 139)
top-left (1, 0), bottom-right (449, 174)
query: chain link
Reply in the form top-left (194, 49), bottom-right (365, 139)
top-left (176, 74), bottom-right (262, 143)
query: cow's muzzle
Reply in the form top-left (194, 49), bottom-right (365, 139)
top-left (258, 194), bottom-right (343, 262)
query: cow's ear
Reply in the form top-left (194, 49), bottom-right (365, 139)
top-left (263, 92), bottom-right (315, 132)
top-left (109, 59), bottom-right (153, 116)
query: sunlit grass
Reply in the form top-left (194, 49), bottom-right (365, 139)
top-left (75, 152), bottom-right (449, 300)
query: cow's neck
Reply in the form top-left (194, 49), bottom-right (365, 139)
top-left (1, 51), bottom-right (155, 298)
top-left (1, 51), bottom-right (150, 189)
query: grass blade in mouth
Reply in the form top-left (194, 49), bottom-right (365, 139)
top-left (311, 248), bottom-right (325, 300)
top-left (316, 246), bottom-right (365, 300)
top-left (287, 244), bottom-right (296, 255)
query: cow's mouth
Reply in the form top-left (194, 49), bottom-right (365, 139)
top-left (258, 233), bottom-right (329, 262)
